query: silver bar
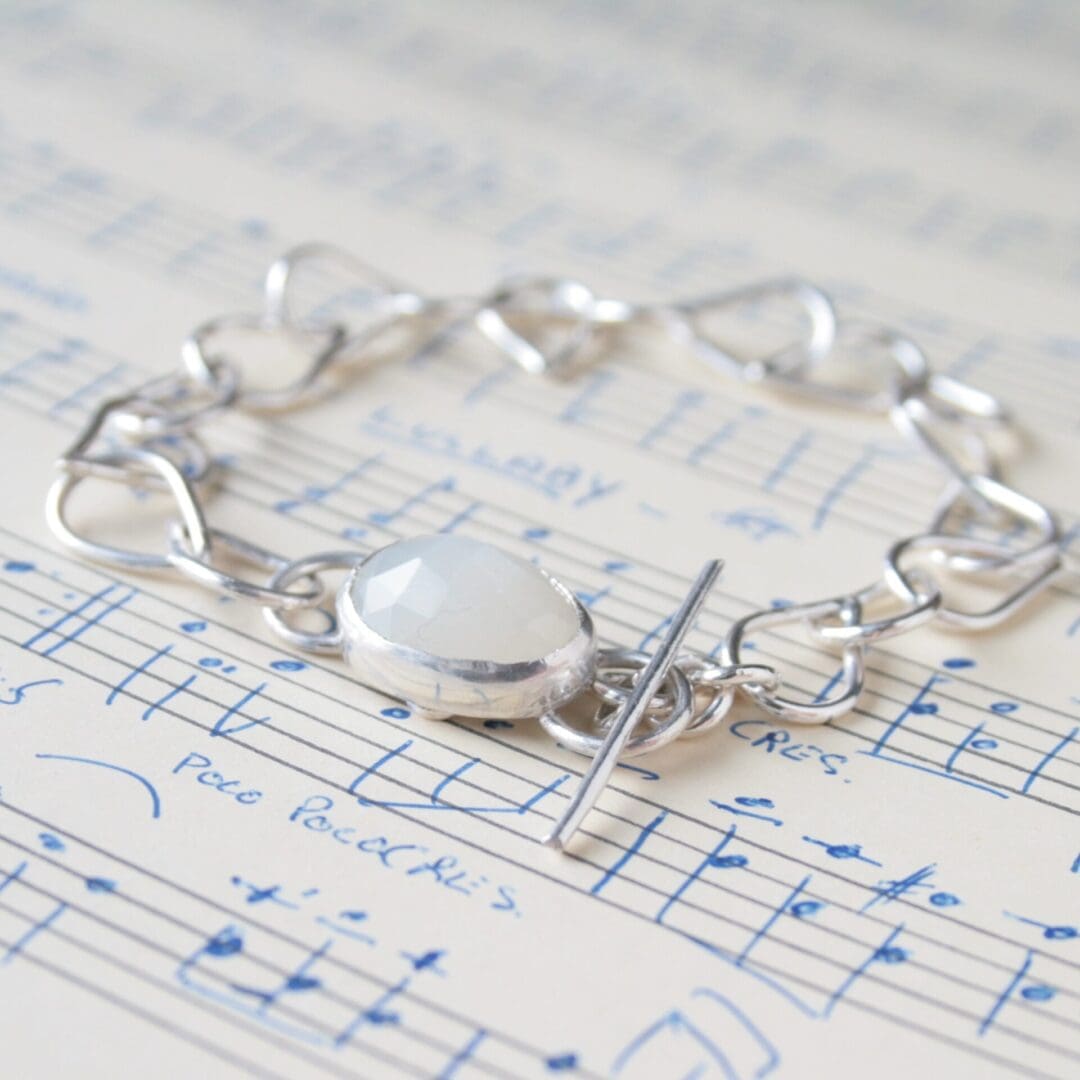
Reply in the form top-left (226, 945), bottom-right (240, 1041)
top-left (542, 558), bottom-right (723, 851)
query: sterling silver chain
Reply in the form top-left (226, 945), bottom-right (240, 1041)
top-left (45, 243), bottom-right (1074, 774)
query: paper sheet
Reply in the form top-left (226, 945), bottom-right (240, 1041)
top-left (0, 2), bottom-right (1077, 1077)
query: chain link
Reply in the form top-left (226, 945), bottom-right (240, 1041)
top-left (44, 243), bottom-right (1075, 738)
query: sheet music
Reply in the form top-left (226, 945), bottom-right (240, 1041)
top-left (0, 1), bottom-right (1077, 1076)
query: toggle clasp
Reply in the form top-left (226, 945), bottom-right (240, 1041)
top-left (542, 559), bottom-right (723, 851)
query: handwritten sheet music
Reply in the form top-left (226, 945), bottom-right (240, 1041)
top-left (0, 1), bottom-right (1077, 1076)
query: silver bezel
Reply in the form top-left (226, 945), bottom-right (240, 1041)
top-left (337, 550), bottom-right (596, 719)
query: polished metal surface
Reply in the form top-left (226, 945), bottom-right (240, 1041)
top-left (542, 559), bottom-right (723, 851)
top-left (42, 241), bottom-right (1075, 850)
top-left (336, 545), bottom-right (597, 720)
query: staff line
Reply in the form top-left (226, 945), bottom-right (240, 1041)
top-left (0, 136), bottom-right (1079, 435)
top-left (0, 867), bottom-right (518, 1080)
top-left (5, 369), bottom-right (1080, 758)
top-left (4, 579), bottom-right (1080, 1045)
top-left (7, 541), bottom-right (1080, 994)
top-left (0, 794), bottom-right (1074, 1075)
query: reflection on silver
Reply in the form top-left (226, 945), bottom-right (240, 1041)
top-left (336, 549), bottom-right (596, 721)
top-left (542, 559), bottom-right (723, 853)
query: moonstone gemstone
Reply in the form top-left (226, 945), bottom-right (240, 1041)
top-left (346, 534), bottom-right (582, 663)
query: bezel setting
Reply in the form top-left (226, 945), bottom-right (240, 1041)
top-left (336, 542), bottom-right (596, 719)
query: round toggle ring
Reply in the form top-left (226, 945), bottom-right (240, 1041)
top-left (539, 648), bottom-right (694, 759)
top-left (590, 646), bottom-right (683, 713)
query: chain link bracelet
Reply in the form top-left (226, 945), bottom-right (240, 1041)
top-left (44, 243), bottom-right (1074, 849)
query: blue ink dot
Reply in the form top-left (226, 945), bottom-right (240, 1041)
top-left (483, 719), bottom-right (514, 730)
top-left (340, 910), bottom-right (367, 922)
top-left (405, 949), bottom-right (445, 973)
top-left (3, 560), bottom-right (34, 573)
top-left (221, 665), bottom-right (237, 674)
top-left (241, 884), bottom-right (282, 905)
top-left (911, 702), bottom-right (938, 715)
top-left (991, 701), bottom-right (1018, 714)
top-left (38, 832), bottom-right (65, 851)
top-left (1021, 985), bottom-right (1056, 1002)
top-left (37, 608), bottom-right (53, 616)
top-left (971, 738), bottom-right (998, 751)
top-left (875, 945), bottom-right (908, 964)
top-left (286, 974), bottom-right (321, 991)
top-left (735, 796), bottom-right (775, 808)
top-left (546, 1054), bottom-right (578, 1071)
top-left (1045, 926), bottom-right (1077, 940)
top-left (603, 560), bottom-right (631, 573)
top-left (206, 931), bottom-right (243, 957)
top-left (790, 900), bottom-right (823, 918)
top-left (770, 598), bottom-right (793, 609)
top-left (929, 892), bottom-right (961, 907)
top-left (271, 659), bottom-right (307, 672)
top-left (524, 527), bottom-right (550, 540)
top-left (342, 526), bottom-right (368, 540)
top-left (365, 1009), bottom-right (399, 1026)
top-left (711, 854), bottom-right (748, 869)
top-left (381, 707), bottom-right (410, 720)
top-left (825, 844), bottom-right (861, 859)
top-left (943, 657), bottom-right (975, 669)
top-left (85, 877), bottom-right (116, 893)
top-left (180, 620), bottom-right (206, 633)
top-left (199, 657), bottom-right (223, 668)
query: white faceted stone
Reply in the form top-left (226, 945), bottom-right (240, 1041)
top-left (347, 534), bottom-right (582, 663)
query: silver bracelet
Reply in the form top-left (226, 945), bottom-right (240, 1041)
top-left (43, 243), bottom-right (1071, 850)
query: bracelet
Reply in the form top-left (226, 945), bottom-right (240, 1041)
top-left (43, 243), bottom-right (1071, 850)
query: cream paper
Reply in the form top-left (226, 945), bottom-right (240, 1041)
top-left (0, 2), bottom-right (1077, 1077)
